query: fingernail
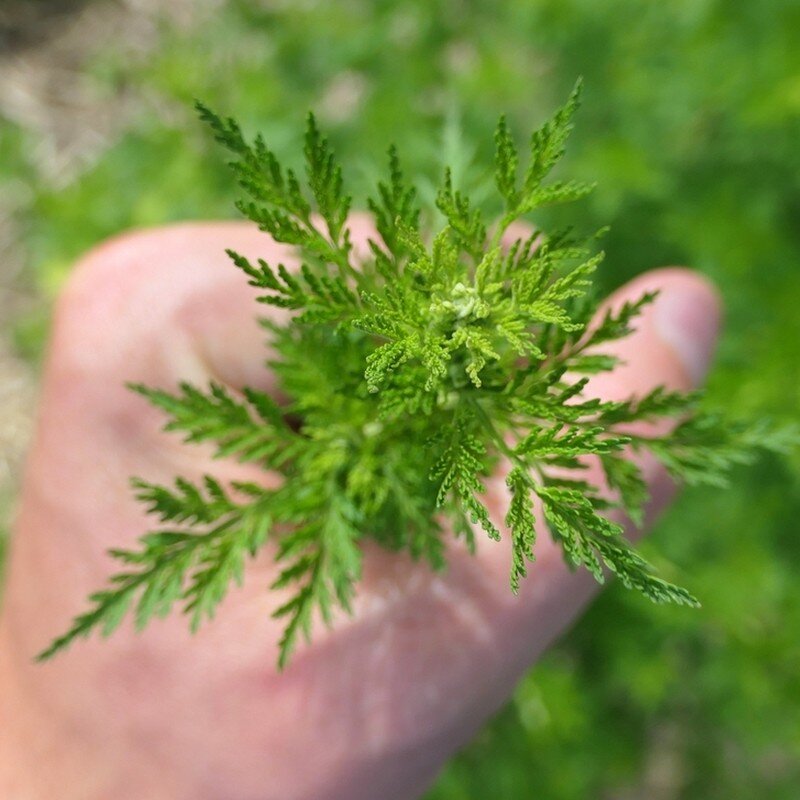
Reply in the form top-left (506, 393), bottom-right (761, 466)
top-left (655, 283), bottom-right (721, 387)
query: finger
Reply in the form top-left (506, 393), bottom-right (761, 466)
top-left (581, 266), bottom-right (722, 514)
top-left (587, 266), bottom-right (722, 401)
top-left (52, 216), bottom-right (380, 388)
top-left (51, 221), bottom-right (289, 394)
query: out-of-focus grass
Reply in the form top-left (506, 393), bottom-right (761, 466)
top-left (1, 0), bottom-right (799, 796)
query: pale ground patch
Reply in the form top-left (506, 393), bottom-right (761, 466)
top-left (0, 0), bottom-right (222, 543)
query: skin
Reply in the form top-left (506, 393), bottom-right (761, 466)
top-left (0, 217), bottom-right (720, 799)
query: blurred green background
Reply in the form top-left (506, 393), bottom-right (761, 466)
top-left (1, 0), bottom-right (799, 797)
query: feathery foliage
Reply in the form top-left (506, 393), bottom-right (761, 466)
top-left (40, 83), bottom-right (797, 668)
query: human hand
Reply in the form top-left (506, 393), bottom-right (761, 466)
top-left (0, 218), bottom-right (720, 800)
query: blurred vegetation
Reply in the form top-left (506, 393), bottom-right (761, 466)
top-left (2, 0), bottom-right (799, 796)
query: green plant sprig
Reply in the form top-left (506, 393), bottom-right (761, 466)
top-left (39, 82), bottom-right (797, 669)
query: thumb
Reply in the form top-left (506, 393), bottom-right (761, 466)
top-left (590, 266), bottom-right (721, 402)
top-left (584, 267), bottom-right (722, 521)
